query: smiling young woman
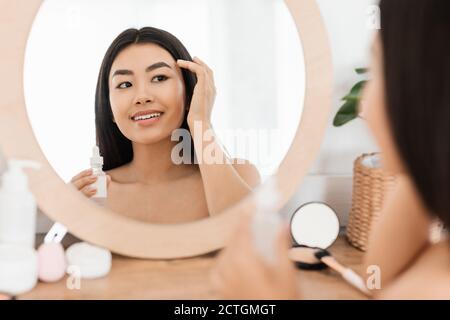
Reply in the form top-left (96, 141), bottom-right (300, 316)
top-left (69, 27), bottom-right (261, 224)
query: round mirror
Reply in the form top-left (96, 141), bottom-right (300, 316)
top-left (24, 0), bottom-right (304, 183)
top-left (23, 0), bottom-right (305, 225)
top-left (290, 202), bottom-right (340, 249)
top-left (0, 0), bottom-right (332, 258)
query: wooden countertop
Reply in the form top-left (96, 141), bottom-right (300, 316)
top-left (19, 235), bottom-right (367, 300)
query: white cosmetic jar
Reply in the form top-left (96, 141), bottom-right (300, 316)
top-left (65, 242), bottom-right (111, 279)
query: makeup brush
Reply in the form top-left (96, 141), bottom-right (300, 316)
top-left (289, 246), bottom-right (371, 296)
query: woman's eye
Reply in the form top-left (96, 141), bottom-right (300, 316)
top-left (152, 75), bottom-right (168, 83)
top-left (117, 82), bottom-right (132, 89)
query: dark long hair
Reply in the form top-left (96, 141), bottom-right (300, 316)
top-left (380, 0), bottom-right (450, 227)
top-left (95, 27), bottom-right (197, 171)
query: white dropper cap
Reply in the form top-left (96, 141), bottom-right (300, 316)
top-left (255, 176), bottom-right (281, 213)
top-left (90, 146), bottom-right (103, 168)
top-left (252, 176), bottom-right (282, 265)
top-left (1, 160), bottom-right (41, 193)
top-left (0, 148), bottom-right (6, 177)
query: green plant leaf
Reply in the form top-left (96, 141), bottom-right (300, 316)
top-left (355, 68), bottom-right (368, 74)
top-left (333, 99), bottom-right (358, 127)
top-left (334, 67), bottom-right (368, 127)
top-left (342, 80), bottom-right (366, 101)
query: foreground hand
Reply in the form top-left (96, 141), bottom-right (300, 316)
top-left (177, 57), bottom-right (216, 127)
top-left (211, 213), bottom-right (300, 300)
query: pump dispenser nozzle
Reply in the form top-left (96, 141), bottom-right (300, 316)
top-left (2, 160), bottom-right (41, 192)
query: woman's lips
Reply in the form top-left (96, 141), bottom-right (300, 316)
top-left (132, 112), bottom-right (163, 127)
top-left (131, 110), bottom-right (162, 119)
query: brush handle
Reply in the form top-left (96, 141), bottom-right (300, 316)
top-left (44, 222), bottom-right (67, 244)
top-left (320, 253), bottom-right (372, 297)
top-left (342, 269), bottom-right (371, 296)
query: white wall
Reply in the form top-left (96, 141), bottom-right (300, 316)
top-left (282, 0), bottom-right (380, 225)
top-left (313, 0), bottom-right (379, 174)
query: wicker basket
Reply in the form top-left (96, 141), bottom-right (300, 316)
top-left (346, 153), bottom-right (396, 251)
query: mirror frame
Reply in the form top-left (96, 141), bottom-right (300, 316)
top-left (0, 0), bottom-right (332, 259)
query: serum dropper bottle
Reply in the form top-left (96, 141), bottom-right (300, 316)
top-left (90, 146), bottom-right (107, 206)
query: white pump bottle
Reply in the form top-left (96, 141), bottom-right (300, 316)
top-left (0, 159), bottom-right (41, 248)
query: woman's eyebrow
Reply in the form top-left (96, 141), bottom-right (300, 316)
top-left (111, 62), bottom-right (171, 78)
top-left (146, 61), bottom-right (172, 72)
top-left (112, 69), bottom-right (133, 78)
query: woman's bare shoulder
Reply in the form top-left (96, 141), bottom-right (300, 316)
top-left (105, 164), bottom-right (131, 183)
top-left (377, 240), bottom-right (450, 299)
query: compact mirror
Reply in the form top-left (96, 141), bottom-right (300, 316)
top-left (290, 202), bottom-right (340, 249)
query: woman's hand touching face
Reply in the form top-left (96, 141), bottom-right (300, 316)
top-left (177, 57), bottom-right (216, 128)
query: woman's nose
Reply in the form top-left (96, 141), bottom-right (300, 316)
top-left (134, 86), bottom-right (154, 105)
top-left (135, 96), bottom-right (153, 105)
